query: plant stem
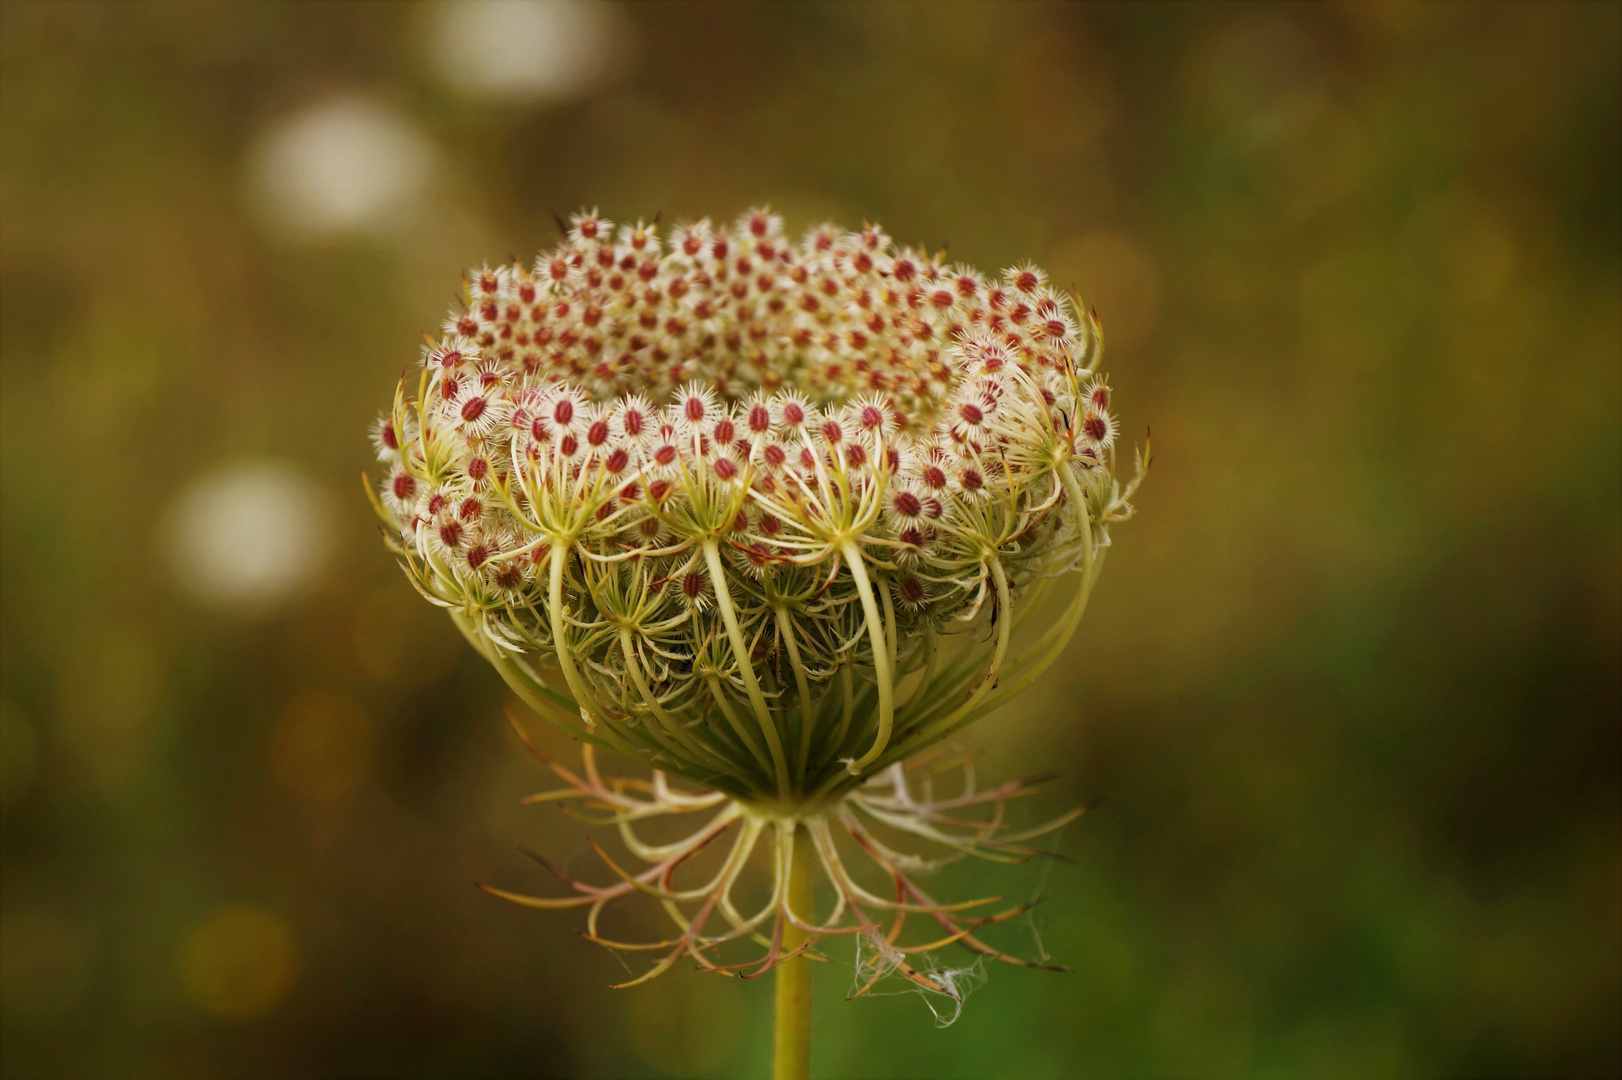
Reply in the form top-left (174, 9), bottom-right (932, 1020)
top-left (773, 824), bottom-right (816, 1080)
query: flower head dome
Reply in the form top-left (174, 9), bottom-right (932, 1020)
top-left (369, 208), bottom-right (1144, 804)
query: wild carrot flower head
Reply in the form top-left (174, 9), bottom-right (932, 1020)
top-left (369, 208), bottom-right (1143, 806)
top-left (367, 209), bottom-right (1147, 1006)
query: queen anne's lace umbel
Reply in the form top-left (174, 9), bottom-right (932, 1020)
top-left (367, 208), bottom-right (1147, 999)
top-left (369, 208), bottom-right (1144, 808)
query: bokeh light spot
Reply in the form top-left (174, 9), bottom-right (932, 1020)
top-left (246, 98), bottom-right (434, 241)
top-left (426, 0), bottom-right (630, 103)
top-left (177, 905), bottom-right (298, 1019)
top-left (163, 460), bottom-right (333, 612)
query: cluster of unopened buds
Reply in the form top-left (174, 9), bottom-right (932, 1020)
top-left (367, 208), bottom-right (1146, 1008)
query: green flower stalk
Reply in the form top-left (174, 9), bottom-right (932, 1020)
top-left (366, 208), bottom-right (1146, 1075)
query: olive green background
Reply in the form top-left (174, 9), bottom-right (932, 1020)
top-left (2, 2), bottom-right (1617, 1077)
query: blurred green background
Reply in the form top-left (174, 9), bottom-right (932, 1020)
top-left (2, 2), bottom-right (1617, 1077)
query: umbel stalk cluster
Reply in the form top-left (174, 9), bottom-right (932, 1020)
top-left (367, 209), bottom-right (1144, 1009)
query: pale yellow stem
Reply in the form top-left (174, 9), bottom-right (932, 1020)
top-left (773, 823), bottom-right (816, 1080)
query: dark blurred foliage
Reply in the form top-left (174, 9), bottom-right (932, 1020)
top-left (1, 2), bottom-right (1618, 1077)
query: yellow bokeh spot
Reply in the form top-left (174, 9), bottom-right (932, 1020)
top-left (177, 904), bottom-right (298, 1018)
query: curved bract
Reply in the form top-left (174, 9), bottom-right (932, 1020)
top-left (367, 209), bottom-right (1145, 808)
